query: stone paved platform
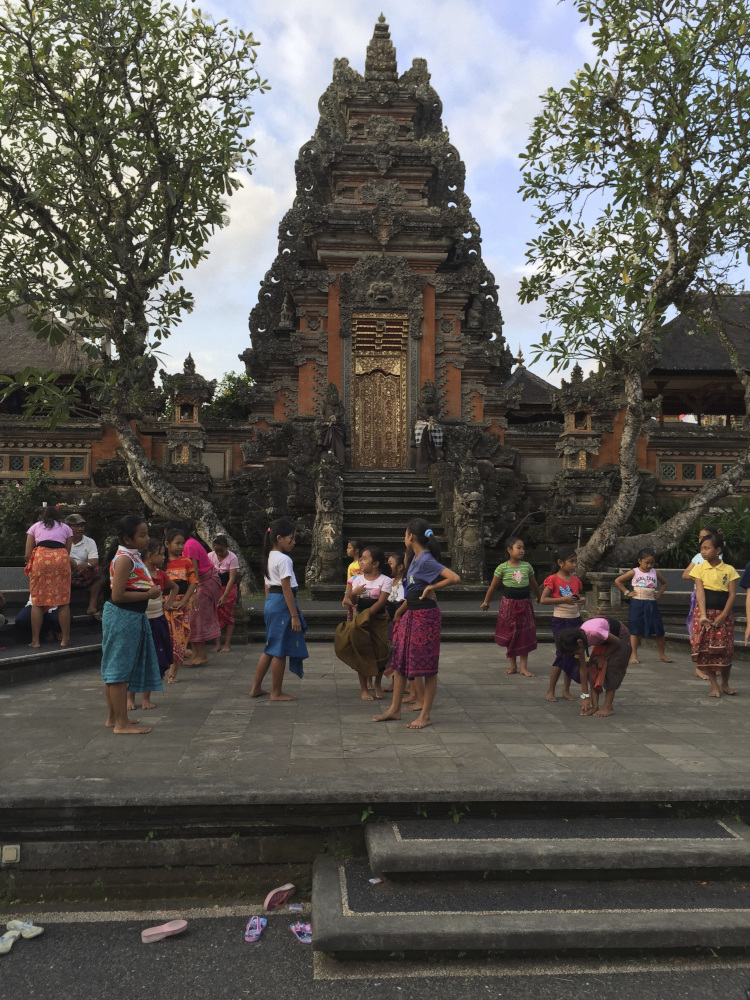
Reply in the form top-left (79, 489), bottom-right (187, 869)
top-left (2, 639), bottom-right (750, 807)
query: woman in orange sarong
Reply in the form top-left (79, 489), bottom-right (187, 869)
top-left (25, 508), bottom-right (73, 648)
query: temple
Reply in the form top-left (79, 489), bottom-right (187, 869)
top-left (1, 17), bottom-right (749, 580)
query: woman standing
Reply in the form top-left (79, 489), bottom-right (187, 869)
top-left (25, 507), bottom-right (73, 649)
top-left (177, 525), bottom-right (221, 666)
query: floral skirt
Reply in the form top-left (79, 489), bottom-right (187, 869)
top-left (690, 609), bottom-right (734, 672)
top-left (26, 546), bottom-right (71, 607)
top-left (391, 606), bottom-right (442, 680)
top-left (494, 597), bottom-right (537, 659)
top-left (217, 586), bottom-right (237, 629)
top-left (165, 606), bottom-right (191, 665)
top-left (190, 567), bottom-right (221, 643)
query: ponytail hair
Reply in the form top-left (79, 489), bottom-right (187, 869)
top-left (146, 537), bottom-right (165, 557)
top-left (552, 546), bottom-right (576, 573)
top-left (212, 535), bottom-right (228, 548)
top-left (262, 517), bottom-right (297, 579)
top-left (636, 546), bottom-right (656, 562)
top-left (702, 531), bottom-right (733, 567)
top-left (405, 517), bottom-right (441, 560)
top-left (165, 527), bottom-right (186, 544)
top-left (35, 506), bottom-right (61, 530)
top-left (361, 545), bottom-right (387, 576)
top-left (99, 515), bottom-right (148, 608)
top-left (505, 535), bottom-right (523, 555)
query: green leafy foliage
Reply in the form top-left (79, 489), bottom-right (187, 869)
top-left (630, 498), bottom-right (750, 567)
top-left (0, 469), bottom-right (59, 556)
top-left (201, 371), bottom-right (253, 422)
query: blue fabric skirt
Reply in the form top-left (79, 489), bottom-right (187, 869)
top-left (550, 615), bottom-right (582, 683)
top-left (149, 614), bottom-right (173, 675)
top-left (628, 598), bottom-right (665, 638)
top-left (101, 602), bottom-right (163, 693)
top-left (264, 591), bottom-right (309, 678)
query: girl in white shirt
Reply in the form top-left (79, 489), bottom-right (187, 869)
top-left (249, 518), bottom-right (307, 701)
top-left (335, 546), bottom-right (392, 700)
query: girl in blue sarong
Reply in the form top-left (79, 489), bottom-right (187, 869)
top-left (249, 517), bottom-right (308, 702)
top-left (100, 515), bottom-right (162, 735)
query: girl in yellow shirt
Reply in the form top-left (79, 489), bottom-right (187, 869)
top-left (689, 533), bottom-right (739, 697)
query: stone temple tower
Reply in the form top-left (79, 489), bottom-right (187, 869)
top-left (241, 15), bottom-right (513, 469)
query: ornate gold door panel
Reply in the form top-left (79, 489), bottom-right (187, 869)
top-left (351, 314), bottom-right (407, 468)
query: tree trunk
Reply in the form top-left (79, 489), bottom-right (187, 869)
top-left (109, 412), bottom-right (257, 595)
top-left (576, 370), bottom-right (647, 578)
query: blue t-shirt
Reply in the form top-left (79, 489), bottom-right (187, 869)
top-left (740, 561), bottom-right (750, 591)
top-left (405, 551), bottom-right (446, 595)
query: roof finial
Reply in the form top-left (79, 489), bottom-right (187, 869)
top-left (515, 345), bottom-right (525, 369)
top-left (366, 14), bottom-right (398, 81)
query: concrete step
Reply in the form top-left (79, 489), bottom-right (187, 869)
top-left (344, 504), bottom-right (442, 517)
top-left (366, 817), bottom-right (750, 875)
top-left (312, 857), bottom-right (750, 958)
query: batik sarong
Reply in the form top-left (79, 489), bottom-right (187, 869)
top-left (264, 591), bottom-right (309, 678)
top-left (391, 605), bottom-right (442, 680)
top-left (101, 602), bottom-right (162, 693)
top-left (494, 597), bottom-right (537, 659)
top-left (690, 609), bottom-right (734, 672)
top-left (26, 545), bottom-right (71, 607)
top-left (217, 586), bottom-right (237, 629)
top-left (334, 607), bottom-right (389, 678)
top-left (165, 605), bottom-right (191, 665)
top-left (189, 566), bottom-right (221, 642)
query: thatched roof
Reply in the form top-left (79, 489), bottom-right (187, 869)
top-left (502, 365), bottom-right (556, 408)
top-left (653, 294), bottom-right (750, 374)
top-left (0, 312), bottom-right (88, 376)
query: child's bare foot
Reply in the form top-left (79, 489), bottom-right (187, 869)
top-left (249, 687), bottom-right (269, 698)
top-left (141, 699), bottom-right (156, 710)
top-left (219, 646), bottom-right (231, 654)
top-left (659, 656), bottom-right (673, 662)
top-left (695, 669), bottom-right (709, 680)
top-left (167, 670), bottom-right (179, 684)
top-left (189, 657), bottom-right (208, 666)
top-left (270, 691), bottom-right (296, 702)
top-left (373, 688), bottom-right (384, 700)
top-left (407, 717), bottom-right (432, 729)
top-left (406, 702), bottom-right (424, 712)
top-left (60, 640), bottom-right (70, 648)
top-left (708, 689), bottom-right (721, 698)
top-left (361, 691), bottom-right (374, 701)
top-left (593, 706), bottom-right (614, 717)
top-left (113, 722), bottom-right (151, 734)
top-left (545, 691), bottom-right (558, 702)
top-left (629, 656), bottom-right (640, 664)
top-left (213, 644), bottom-right (221, 653)
top-left (28, 642), bottom-right (40, 649)
top-left (580, 704), bottom-right (595, 716)
top-left (722, 686), bottom-right (737, 696)
top-left (562, 691), bottom-right (575, 702)
top-left (520, 669), bottom-right (535, 677)
top-left (373, 709), bottom-right (401, 722)
top-left (504, 667), bottom-right (518, 675)
top-left (106, 716), bottom-right (139, 727)
top-left (126, 699), bottom-right (136, 712)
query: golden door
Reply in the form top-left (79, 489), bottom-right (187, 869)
top-left (352, 354), bottom-right (406, 468)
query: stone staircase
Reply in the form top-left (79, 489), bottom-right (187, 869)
top-left (313, 812), bottom-right (750, 960)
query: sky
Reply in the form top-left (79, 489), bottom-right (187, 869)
top-left (160, 0), bottom-right (597, 386)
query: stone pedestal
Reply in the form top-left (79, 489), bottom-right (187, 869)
top-left (586, 570), bottom-right (622, 618)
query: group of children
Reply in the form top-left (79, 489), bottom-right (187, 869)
top-left (100, 517), bottom-right (239, 734)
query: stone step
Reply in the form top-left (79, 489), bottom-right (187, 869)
top-left (343, 503), bottom-right (442, 516)
top-left (341, 471), bottom-right (431, 480)
top-left (312, 857), bottom-right (750, 958)
top-left (365, 817), bottom-right (750, 875)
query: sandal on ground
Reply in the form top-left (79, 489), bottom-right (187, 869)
top-left (141, 919), bottom-right (187, 944)
top-left (0, 930), bottom-right (22, 955)
top-left (6, 920), bottom-right (44, 939)
top-left (289, 921), bottom-right (312, 944)
top-left (244, 916), bottom-right (267, 942)
top-left (264, 883), bottom-right (296, 911)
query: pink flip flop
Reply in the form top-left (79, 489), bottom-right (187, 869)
top-left (264, 883), bottom-right (297, 911)
top-left (289, 921), bottom-right (312, 944)
top-left (141, 919), bottom-right (187, 944)
top-left (244, 916), bottom-right (267, 942)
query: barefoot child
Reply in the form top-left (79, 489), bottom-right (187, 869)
top-left (616, 548), bottom-right (672, 664)
top-left (373, 519), bottom-right (460, 730)
top-left (209, 535), bottom-right (239, 653)
top-left (556, 616), bottom-right (631, 718)
top-left (128, 538), bottom-right (178, 712)
top-left (481, 537), bottom-right (541, 677)
top-left (100, 516), bottom-right (163, 735)
top-left (682, 525), bottom-right (723, 680)
top-left (383, 552), bottom-right (406, 690)
top-left (249, 518), bottom-right (307, 702)
top-left (334, 546), bottom-right (391, 700)
top-left (689, 532), bottom-right (739, 698)
top-left (541, 547), bottom-right (585, 702)
top-left (164, 529), bottom-right (197, 683)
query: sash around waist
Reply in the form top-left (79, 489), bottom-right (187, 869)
top-left (406, 589), bottom-right (438, 610)
top-left (37, 540), bottom-right (65, 549)
top-left (502, 586), bottom-right (530, 600)
top-left (268, 585), bottom-right (299, 595)
top-left (704, 589), bottom-right (729, 610)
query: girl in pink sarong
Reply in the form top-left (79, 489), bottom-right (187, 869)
top-left (209, 535), bottom-right (239, 653)
top-left (180, 529), bottom-right (221, 666)
top-left (481, 536), bottom-right (541, 677)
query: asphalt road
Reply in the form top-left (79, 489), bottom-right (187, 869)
top-left (2, 909), bottom-right (750, 1000)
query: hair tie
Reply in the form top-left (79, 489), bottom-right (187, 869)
top-left (425, 528), bottom-right (434, 538)
top-left (266, 527), bottom-right (271, 533)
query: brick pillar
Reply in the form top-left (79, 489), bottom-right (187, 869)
top-left (420, 283), bottom-right (436, 385)
top-left (327, 278), bottom-right (342, 390)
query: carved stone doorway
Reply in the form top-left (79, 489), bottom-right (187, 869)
top-left (351, 313), bottom-right (408, 469)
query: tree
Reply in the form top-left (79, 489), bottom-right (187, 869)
top-left (519, 0), bottom-right (750, 575)
top-left (0, 0), bottom-right (268, 584)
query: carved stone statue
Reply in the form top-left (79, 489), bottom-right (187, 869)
top-left (305, 452), bottom-right (344, 584)
top-left (452, 478), bottom-right (485, 583)
top-left (279, 293), bottom-right (295, 330)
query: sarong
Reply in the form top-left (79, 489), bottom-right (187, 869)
top-left (588, 622), bottom-right (630, 692)
top-left (217, 586), bottom-right (237, 629)
top-left (494, 597), bottom-right (537, 658)
top-left (165, 606), bottom-right (191, 665)
top-left (25, 546), bottom-right (71, 607)
top-left (71, 565), bottom-right (102, 589)
top-left (628, 598), bottom-right (665, 638)
top-left (686, 590), bottom-right (697, 635)
top-left (149, 614), bottom-right (173, 676)
top-left (334, 607), bottom-right (389, 678)
top-left (550, 615), bottom-right (582, 683)
top-left (100, 603), bottom-right (162, 693)
top-left (690, 609), bottom-right (734, 672)
top-left (391, 606), bottom-right (441, 680)
top-left (189, 566), bottom-right (221, 642)
top-left (264, 591), bottom-right (309, 678)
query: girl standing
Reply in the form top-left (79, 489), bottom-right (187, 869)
top-left (209, 535), bottom-right (239, 653)
top-left (249, 518), bottom-right (308, 702)
top-left (541, 547), bottom-right (585, 702)
top-left (616, 548), bottom-right (672, 664)
top-left (128, 538), bottom-right (178, 712)
top-left (164, 529), bottom-right (197, 683)
top-left (334, 546), bottom-right (392, 701)
top-left (373, 518), bottom-right (460, 730)
top-left (682, 525), bottom-right (723, 679)
top-left (181, 527), bottom-right (221, 666)
top-left (100, 516), bottom-right (162, 735)
top-left (24, 507), bottom-right (73, 649)
top-left (689, 532), bottom-right (739, 697)
top-left (481, 537), bottom-right (541, 677)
